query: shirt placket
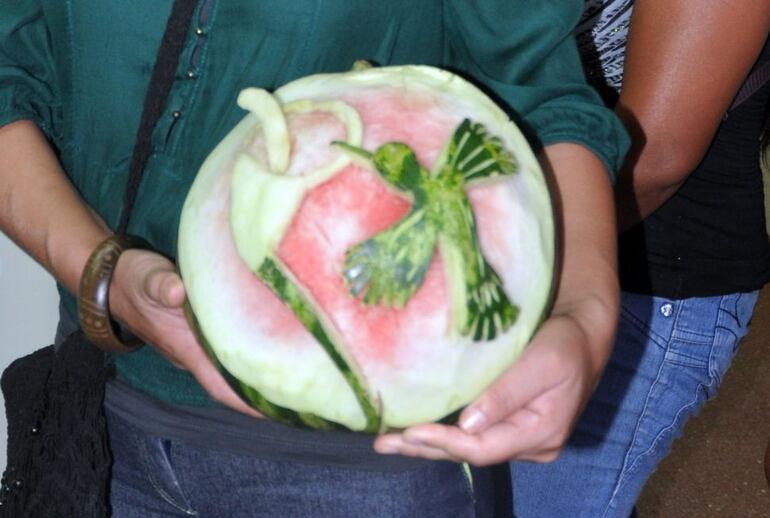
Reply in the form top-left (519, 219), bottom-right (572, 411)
top-left (154, 0), bottom-right (216, 154)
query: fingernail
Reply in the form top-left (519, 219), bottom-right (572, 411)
top-left (459, 409), bottom-right (486, 433)
top-left (375, 438), bottom-right (400, 455)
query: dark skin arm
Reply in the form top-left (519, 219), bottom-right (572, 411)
top-left (615, 0), bottom-right (770, 232)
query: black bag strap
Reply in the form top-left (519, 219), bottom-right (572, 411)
top-left (117, 0), bottom-right (199, 234)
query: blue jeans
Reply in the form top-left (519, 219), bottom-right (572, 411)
top-left (106, 408), bottom-right (500, 517)
top-left (510, 291), bottom-right (758, 518)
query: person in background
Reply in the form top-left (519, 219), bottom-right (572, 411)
top-left (510, 1), bottom-right (770, 516)
top-left (0, 1), bottom-right (627, 515)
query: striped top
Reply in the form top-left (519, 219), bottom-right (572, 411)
top-left (577, 0), bottom-right (634, 92)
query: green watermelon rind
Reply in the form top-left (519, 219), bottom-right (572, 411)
top-left (255, 257), bottom-right (382, 432)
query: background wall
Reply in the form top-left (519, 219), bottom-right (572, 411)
top-left (0, 233), bottom-right (60, 471)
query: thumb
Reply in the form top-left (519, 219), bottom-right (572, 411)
top-left (144, 267), bottom-right (186, 308)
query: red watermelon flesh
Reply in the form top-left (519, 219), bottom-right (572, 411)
top-left (178, 65), bottom-right (554, 431)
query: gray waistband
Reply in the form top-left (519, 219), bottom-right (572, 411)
top-left (58, 302), bottom-right (439, 471)
top-left (104, 377), bottom-right (442, 472)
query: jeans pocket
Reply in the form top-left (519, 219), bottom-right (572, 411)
top-left (109, 412), bottom-right (197, 516)
top-left (708, 291), bottom-right (759, 389)
top-left (140, 438), bottom-right (196, 515)
top-left (664, 296), bottom-right (722, 370)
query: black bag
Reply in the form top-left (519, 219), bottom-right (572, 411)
top-left (1, 333), bottom-right (111, 517)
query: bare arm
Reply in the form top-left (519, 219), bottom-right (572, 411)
top-left (532, 143), bottom-right (619, 386)
top-left (616, 0), bottom-right (770, 231)
top-left (375, 143), bottom-right (618, 464)
top-left (0, 119), bottom-right (256, 415)
top-left (0, 120), bottom-right (109, 292)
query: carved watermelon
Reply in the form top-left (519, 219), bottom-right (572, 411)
top-left (178, 65), bottom-right (554, 432)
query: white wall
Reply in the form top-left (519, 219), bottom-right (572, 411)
top-left (0, 233), bottom-right (60, 471)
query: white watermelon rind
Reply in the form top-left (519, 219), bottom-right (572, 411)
top-left (178, 65), bottom-right (555, 432)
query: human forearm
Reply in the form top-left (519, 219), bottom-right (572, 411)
top-left (0, 120), bottom-right (110, 294)
top-left (615, 0), bottom-right (770, 231)
top-left (543, 142), bottom-right (618, 379)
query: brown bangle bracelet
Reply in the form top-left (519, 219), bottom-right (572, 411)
top-left (78, 234), bottom-right (148, 353)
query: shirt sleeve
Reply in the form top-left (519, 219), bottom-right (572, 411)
top-left (0, 1), bottom-right (61, 140)
top-left (444, 0), bottom-right (629, 180)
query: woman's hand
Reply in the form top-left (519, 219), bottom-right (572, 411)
top-left (374, 298), bottom-right (604, 465)
top-left (109, 248), bottom-right (260, 417)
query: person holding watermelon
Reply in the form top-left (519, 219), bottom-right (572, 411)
top-left (509, 1), bottom-right (770, 517)
top-left (0, 1), bottom-right (629, 516)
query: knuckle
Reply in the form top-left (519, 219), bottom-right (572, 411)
top-left (483, 386), bottom-right (510, 413)
top-left (465, 440), bottom-right (509, 466)
top-left (460, 443), bottom-right (488, 466)
top-left (549, 428), bottom-right (571, 449)
top-left (537, 450), bottom-right (561, 463)
top-left (537, 424), bottom-right (570, 455)
top-left (206, 385), bottom-right (228, 404)
top-left (472, 455), bottom-right (498, 467)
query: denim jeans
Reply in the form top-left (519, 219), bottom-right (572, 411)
top-left (509, 290), bottom-right (759, 518)
top-left (106, 408), bottom-right (500, 517)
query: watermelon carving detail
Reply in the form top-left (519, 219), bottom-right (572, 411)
top-left (178, 65), bottom-right (555, 432)
top-left (335, 119), bottom-right (520, 341)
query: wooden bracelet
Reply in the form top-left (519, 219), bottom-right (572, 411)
top-left (78, 234), bottom-right (148, 353)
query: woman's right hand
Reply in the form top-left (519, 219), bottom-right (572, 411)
top-left (108, 247), bottom-right (261, 418)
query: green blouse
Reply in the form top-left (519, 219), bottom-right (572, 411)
top-left (0, 0), bottom-right (628, 407)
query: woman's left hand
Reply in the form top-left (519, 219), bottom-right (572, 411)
top-left (374, 303), bottom-right (600, 465)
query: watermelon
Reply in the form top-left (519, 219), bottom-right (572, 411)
top-left (177, 64), bottom-right (554, 433)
